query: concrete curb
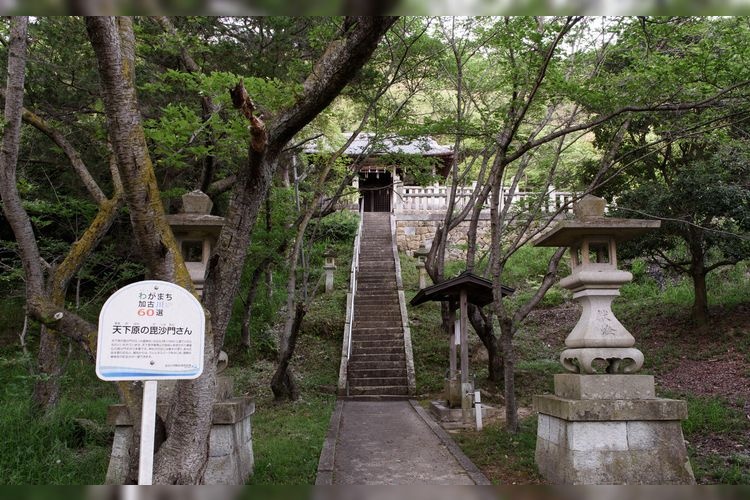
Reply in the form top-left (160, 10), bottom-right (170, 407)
top-left (391, 213), bottom-right (417, 396)
top-left (409, 400), bottom-right (493, 485)
top-left (315, 399), bottom-right (345, 485)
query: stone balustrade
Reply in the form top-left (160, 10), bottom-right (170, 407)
top-left (394, 183), bottom-right (575, 215)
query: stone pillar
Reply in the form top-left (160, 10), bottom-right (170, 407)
top-left (415, 260), bottom-right (427, 290)
top-left (534, 375), bottom-right (693, 484)
top-left (533, 195), bottom-right (694, 484)
top-left (323, 249), bottom-right (336, 293)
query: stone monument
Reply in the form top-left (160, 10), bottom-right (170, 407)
top-left (532, 195), bottom-right (694, 484)
top-left (323, 249), bottom-right (336, 293)
top-left (413, 243), bottom-right (429, 290)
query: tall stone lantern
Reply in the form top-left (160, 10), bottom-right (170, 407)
top-left (532, 195), bottom-right (694, 484)
top-left (166, 190), bottom-right (225, 297)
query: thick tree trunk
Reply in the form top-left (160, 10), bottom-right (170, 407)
top-left (31, 325), bottom-right (62, 410)
top-left (86, 17), bottom-right (215, 484)
top-left (468, 305), bottom-right (502, 382)
top-left (500, 319), bottom-right (518, 433)
top-left (241, 264), bottom-right (267, 349)
top-left (687, 226), bottom-right (709, 327)
top-left (691, 269), bottom-right (709, 327)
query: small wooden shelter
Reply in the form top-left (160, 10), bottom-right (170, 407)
top-left (410, 271), bottom-right (514, 409)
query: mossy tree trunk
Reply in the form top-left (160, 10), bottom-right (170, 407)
top-left (87, 15), bottom-right (396, 483)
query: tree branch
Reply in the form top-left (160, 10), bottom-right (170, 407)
top-left (513, 247), bottom-right (566, 325)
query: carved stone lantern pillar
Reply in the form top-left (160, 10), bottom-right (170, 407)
top-left (323, 249), bottom-right (336, 293)
top-left (413, 243), bottom-right (429, 290)
top-left (532, 195), bottom-right (694, 484)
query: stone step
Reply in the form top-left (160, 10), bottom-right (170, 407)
top-left (352, 326), bottom-right (404, 334)
top-left (353, 316), bottom-right (402, 323)
top-left (353, 322), bottom-right (402, 331)
top-left (348, 367), bottom-right (406, 378)
top-left (354, 303), bottom-right (401, 310)
top-left (350, 352), bottom-right (406, 363)
top-left (357, 282), bottom-right (396, 289)
top-left (357, 281), bottom-right (396, 287)
top-left (352, 335), bottom-right (404, 343)
top-left (353, 338), bottom-right (404, 348)
top-left (348, 359), bottom-right (405, 370)
top-left (354, 304), bottom-right (401, 312)
top-left (356, 288), bottom-right (399, 294)
top-left (352, 345), bottom-right (405, 356)
top-left (349, 376), bottom-right (408, 387)
top-left (353, 317), bottom-right (403, 325)
top-left (354, 297), bottom-right (399, 303)
top-left (348, 385), bottom-right (410, 396)
top-left (354, 299), bottom-right (400, 305)
top-left (343, 394), bottom-right (411, 401)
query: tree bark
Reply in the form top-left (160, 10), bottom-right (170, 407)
top-left (691, 267), bottom-right (709, 327)
top-left (500, 318), bottom-right (518, 432)
top-left (86, 17), bottom-right (216, 484)
top-left (241, 262), bottom-right (268, 349)
top-left (202, 16), bottom-right (397, 359)
top-left (468, 304), bottom-right (502, 382)
top-left (85, 15), bottom-right (395, 483)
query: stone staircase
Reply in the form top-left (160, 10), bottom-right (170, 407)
top-left (347, 212), bottom-right (410, 398)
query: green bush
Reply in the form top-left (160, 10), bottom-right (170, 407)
top-left (310, 211), bottom-right (360, 243)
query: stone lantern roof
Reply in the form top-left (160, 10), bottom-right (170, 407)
top-left (165, 190), bottom-right (225, 231)
top-left (533, 195), bottom-right (660, 247)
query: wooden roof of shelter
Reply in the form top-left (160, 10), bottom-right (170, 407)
top-left (410, 271), bottom-right (514, 308)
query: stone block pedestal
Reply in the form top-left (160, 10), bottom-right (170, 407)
top-left (105, 396), bottom-right (255, 484)
top-left (534, 374), bottom-right (694, 484)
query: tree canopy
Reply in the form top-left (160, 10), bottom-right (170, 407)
top-left (1, 15), bottom-right (749, 481)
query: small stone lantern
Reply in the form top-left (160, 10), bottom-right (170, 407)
top-left (166, 190), bottom-right (225, 297)
top-left (532, 195), bottom-right (694, 484)
top-left (413, 243), bottom-right (430, 290)
top-left (323, 248), bottom-right (336, 293)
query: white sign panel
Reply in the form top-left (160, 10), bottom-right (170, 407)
top-left (96, 280), bottom-right (205, 381)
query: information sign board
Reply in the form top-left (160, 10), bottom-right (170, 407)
top-left (96, 280), bottom-right (205, 381)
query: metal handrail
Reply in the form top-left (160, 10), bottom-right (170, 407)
top-left (346, 200), bottom-right (364, 362)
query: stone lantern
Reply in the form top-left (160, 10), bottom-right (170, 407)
top-left (413, 243), bottom-right (430, 290)
top-left (323, 248), bottom-right (336, 293)
top-left (166, 190), bottom-right (225, 297)
top-left (532, 195), bottom-right (694, 484)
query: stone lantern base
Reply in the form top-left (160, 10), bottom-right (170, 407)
top-left (105, 376), bottom-right (254, 484)
top-left (534, 374), bottom-right (695, 485)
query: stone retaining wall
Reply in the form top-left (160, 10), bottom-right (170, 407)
top-left (395, 213), bottom-right (492, 261)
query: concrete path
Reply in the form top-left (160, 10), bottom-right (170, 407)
top-left (316, 400), bottom-right (490, 485)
